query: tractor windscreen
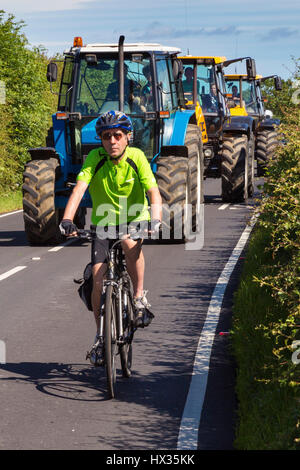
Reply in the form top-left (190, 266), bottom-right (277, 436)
top-left (74, 55), bottom-right (153, 116)
top-left (226, 79), bottom-right (259, 114)
top-left (182, 64), bottom-right (219, 114)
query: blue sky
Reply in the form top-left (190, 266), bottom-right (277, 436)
top-left (2, 0), bottom-right (300, 79)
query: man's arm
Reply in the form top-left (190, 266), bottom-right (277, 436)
top-left (60, 180), bottom-right (88, 236)
top-left (147, 186), bottom-right (162, 222)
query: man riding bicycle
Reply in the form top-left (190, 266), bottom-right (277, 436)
top-left (59, 110), bottom-right (162, 352)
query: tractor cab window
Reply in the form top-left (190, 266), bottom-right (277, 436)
top-left (226, 79), bottom-right (259, 114)
top-left (196, 65), bottom-right (219, 113)
top-left (74, 55), bottom-right (154, 116)
top-left (182, 65), bottom-right (201, 104)
top-left (156, 58), bottom-right (176, 111)
top-left (74, 54), bottom-right (156, 159)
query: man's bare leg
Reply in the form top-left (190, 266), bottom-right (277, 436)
top-left (121, 238), bottom-right (144, 298)
top-left (92, 262), bottom-right (107, 334)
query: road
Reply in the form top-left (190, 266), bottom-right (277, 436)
top-left (0, 178), bottom-right (259, 451)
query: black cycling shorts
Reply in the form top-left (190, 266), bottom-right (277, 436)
top-left (90, 223), bottom-right (146, 265)
top-left (91, 237), bottom-right (113, 265)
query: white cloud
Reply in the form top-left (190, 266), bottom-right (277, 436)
top-left (0, 0), bottom-right (95, 13)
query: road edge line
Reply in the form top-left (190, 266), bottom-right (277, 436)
top-left (177, 214), bottom-right (258, 450)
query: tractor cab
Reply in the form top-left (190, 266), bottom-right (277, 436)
top-left (178, 56), bottom-right (230, 141)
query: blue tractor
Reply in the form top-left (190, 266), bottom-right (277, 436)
top-left (22, 36), bottom-right (204, 244)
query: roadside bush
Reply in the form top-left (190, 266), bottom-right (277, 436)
top-left (0, 10), bottom-right (57, 193)
top-left (232, 103), bottom-right (300, 449)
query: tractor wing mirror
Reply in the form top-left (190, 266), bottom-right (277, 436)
top-left (246, 58), bottom-right (256, 79)
top-left (47, 62), bottom-right (58, 82)
top-left (274, 76), bottom-right (282, 91)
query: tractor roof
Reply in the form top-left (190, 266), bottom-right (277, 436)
top-left (179, 56), bottom-right (227, 65)
top-left (68, 43), bottom-right (181, 54)
top-left (225, 74), bottom-right (263, 80)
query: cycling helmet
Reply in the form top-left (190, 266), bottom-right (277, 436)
top-left (95, 110), bottom-right (132, 136)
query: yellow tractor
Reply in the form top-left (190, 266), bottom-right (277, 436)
top-left (179, 55), bottom-right (256, 202)
top-left (225, 73), bottom-right (282, 175)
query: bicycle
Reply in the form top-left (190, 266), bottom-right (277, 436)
top-left (77, 226), bottom-right (149, 399)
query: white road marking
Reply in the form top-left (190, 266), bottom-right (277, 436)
top-left (48, 238), bottom-right (77, 252)
top-left (177, 214), bottom-right (258, 450)
top-left (0, 209), bottom-right (23, 218)
top-left (0, 266), bottom-right (27, 282)
top-left (218, 204), bottom-right (229, 210)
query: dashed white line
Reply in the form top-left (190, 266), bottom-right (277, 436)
top-left (0, 266), bottom-right (27, 282)
top-left (48, 238), bottom-right (77, 252)
top-left (177, 214), bottom-right (257, 450)
top-left (218, 204), bottom-right (229, 210)
top-left (0, 209), bottom-right (23, 218)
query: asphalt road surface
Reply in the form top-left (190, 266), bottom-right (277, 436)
top-left (0, 177), bottom-right (260, 451)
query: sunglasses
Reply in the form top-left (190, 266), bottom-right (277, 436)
top-left (101, 132), bottom-right (124, 141)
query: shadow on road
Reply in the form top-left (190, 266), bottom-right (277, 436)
top-left (0, 231), bottom-right (29, 247)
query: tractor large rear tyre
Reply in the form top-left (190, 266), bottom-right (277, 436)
top-left (156, 156), bottom-right (190, 242)
top-left (185, 124), bottom-right (204, 226)
top-left (221, 134), bottom-right (248, 203)
top-left (256, 129), bottom-right (279, 176)
top-left (155, 124), bottom-right (203, 241)
top-left (23, 159), bottom-right (62, 245)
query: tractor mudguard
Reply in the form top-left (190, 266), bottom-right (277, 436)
top-left (223, 115), bottom-right (254, 135)
top-left (168, 110), bottom-right (195, 146)
top-left (160, 145), bottom-right (189, 158)
top-left (258, 117), bottom-right (280, 131)
top-left (28, 147), bottom-right (60, 162)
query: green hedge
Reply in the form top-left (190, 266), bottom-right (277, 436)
top-left (232, 106), bottom-right (300, 449)
top-left (0, 11), bottom-right (57, 193)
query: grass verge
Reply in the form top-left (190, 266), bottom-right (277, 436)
top-left (0, 190), bottom-right (22, 214)
top-left (231, 224), bottom-right (300, 450)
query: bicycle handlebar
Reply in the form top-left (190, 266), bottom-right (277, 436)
top-left (75, 226), bottom-right (154, 242)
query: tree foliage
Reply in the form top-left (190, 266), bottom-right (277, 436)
top-left (261, 57), bottom-right (300, 122)
top-left (0, 11), bottom-right (57, 192)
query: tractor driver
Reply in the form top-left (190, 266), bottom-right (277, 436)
top-left (59, 110), bottom-right (162, 357)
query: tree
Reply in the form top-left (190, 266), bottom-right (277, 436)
top-left (0, 10), bottom-right (57, 192)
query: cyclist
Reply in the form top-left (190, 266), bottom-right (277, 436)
top-left (59, 110), bottom-right (162, 349)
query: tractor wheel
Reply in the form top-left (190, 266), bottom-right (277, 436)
top-left (22, 159), bottom-right (62, 245)
top-left (247, 133), bottom-right (255, 199)
top-left (155, 156), bottom-right (191, 241)
top-left (155, 124), bottom-right (203, 241)
top-left (256, 129), bottom-right (279, 176)
top-left (221, 134), bottom-right (248, 203)
top-left (185, 124), bottom-right (204, 226)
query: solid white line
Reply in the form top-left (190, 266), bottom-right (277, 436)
top-left (0, 266), bottom-right (27, 282)
top-left (177, 215), bottom-right (257, 450)
top-left (218, 204), bottom-right (229, 210)
top-left (0, 209), bottom-right (23, 218)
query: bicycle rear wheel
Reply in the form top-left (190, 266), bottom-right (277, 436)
top-left (104, 284), bottom-right (117, 399)
top-left (120, 287), bottom-right (134, 378)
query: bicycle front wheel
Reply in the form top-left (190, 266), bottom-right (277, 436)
top-left (120, 287), bottom-right (134, 378)
top-left (104, 284), bottom-right (117, 399)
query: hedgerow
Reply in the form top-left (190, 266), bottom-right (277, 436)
top-left (0, 11), bottom-right (57, 193)
top-left (232, 84), bottom-right (300, 449)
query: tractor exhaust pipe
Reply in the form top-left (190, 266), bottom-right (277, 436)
top-left (118, 35), bottom-right (125, 113)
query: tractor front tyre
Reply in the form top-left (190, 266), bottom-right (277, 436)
top-left (155, 156), bottom-right (190, 242)
top-left (22, 159), bottom-right (62, 245)
top-left (221, 134), bottom-right (248, 203)
top-left (185, 124), bottom-right (204, 226)
top-left (256, 129), bottom-right (279, 177)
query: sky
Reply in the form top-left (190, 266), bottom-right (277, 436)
top-left (1, 0), bottom-right (300, 79)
